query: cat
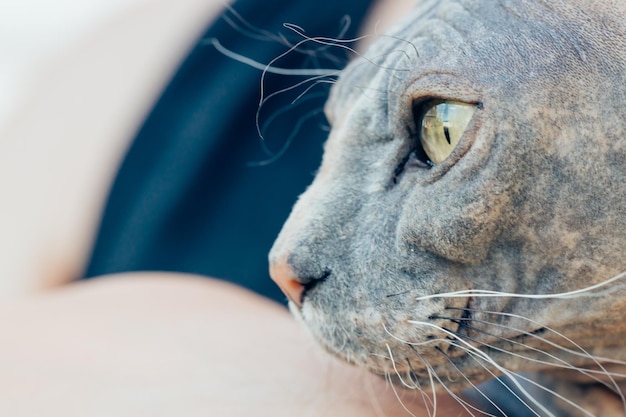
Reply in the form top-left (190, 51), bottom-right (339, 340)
top-left (269, 1), bottom-right (626, 416)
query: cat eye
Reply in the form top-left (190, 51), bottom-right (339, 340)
top-left (415, 101), bottom-right (476, 165)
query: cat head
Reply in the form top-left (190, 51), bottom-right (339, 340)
top-left (270, 0), bottom-right (626, 393)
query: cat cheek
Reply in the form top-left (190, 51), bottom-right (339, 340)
top-left (397, 184), bottom-right (509, 264)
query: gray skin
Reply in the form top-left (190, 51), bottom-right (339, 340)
top-left (269, 0), bottom-right (626, 416)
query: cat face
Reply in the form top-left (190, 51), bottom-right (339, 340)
top-left (270, 0), bottom-right (626, 394)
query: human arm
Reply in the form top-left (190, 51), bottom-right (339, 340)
top-left (0, 273), bottom-right (466, 416)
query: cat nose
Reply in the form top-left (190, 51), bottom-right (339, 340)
top-left (269, 259), bottom-right (305, 307)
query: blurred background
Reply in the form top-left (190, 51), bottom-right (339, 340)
top-left (0, 0), bottom-right (150, 129)
top-left (0, 0), bottom-right (223, 300)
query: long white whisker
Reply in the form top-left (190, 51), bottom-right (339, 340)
top-left (289, 80), bottom-right (336, 106)
top-left (448, 338), bottom-right (602, 417)
top-left (458, 327), bottom-right (626, 383)
top-left (384, 324), bottom-right (502, 416)
top-left (458, 308), bottom-right (626, 366)
top-left (447, 311), bottom-right (626, 367)
top-left (439, 311), bottom-right (623, 379)
top-left (455, 308), bottom-right (626, 410)
top-left (425, 362), bottom-right (437, 417)
top-left (247, 107), bottom-right (325, 166)
top-left (253, 73), bottom-right (336, 139)
top-left (399, 330), bottom-right (544, 417)
top-left (385, 343), bottom-right (420, 390)
top-left (369, 351), bottom-right (434, 408)
top-left (283, 24), bottom-right (377, 56)
top-left (383, 323), bottom-right (492, 416)
top-left (513, 372), bottom-right (599, 417)
top-left (405, 349), bottom-right (438, 417)
top-left (282, 19), bottom-right (354, 59)
top-left (435, 345), bottom-right (509, 417)
top-left (205, 38), bottom-right (338, 76)
top-left (286, 20), bottom-right (421, 64)
top-left (402, 320), bottom-right (560, 417)
top-left (426, 366), bottom-right (485, 417)
top-left (220, 3), bottom-right (288, 44)
top-left (282, 24), bottom-right (415, 78)
top-left (452, 338), bottom-right (571, 417)
top-left (450, 340), bottom-right (546, 417)
top-left (416, 270), bottom-right (626, 302)
top-left (256, 91), bottom-right (327, 149)
top-left (385, 371), bottom-right (419, 417)
top-left (411, 360), bottom-right (436, 417)
top-left (405, 344), bottom-right (484, 417)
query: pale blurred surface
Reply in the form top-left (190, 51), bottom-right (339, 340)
top-left (0, 0), bottom-right (227, 300)
top-left (0, 0), bottom-right (167, 128)
top-left (0, 273), bottom-right (467, 417)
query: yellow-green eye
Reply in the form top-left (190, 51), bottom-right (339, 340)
top-left (419, 101), bottom-right (476, 165)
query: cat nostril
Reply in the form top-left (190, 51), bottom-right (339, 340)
top-left (269, 260), bottom-right (305, 307)
top-left (302, 269), bottom-right (330, 295)
top-left (270, 259), bottom-right (331, 307)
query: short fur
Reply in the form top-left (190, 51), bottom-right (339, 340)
top-left (269, 1), bottom-right (626, 415)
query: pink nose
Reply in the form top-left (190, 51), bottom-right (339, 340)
top-left (269, 260), bottom-right (304, 307)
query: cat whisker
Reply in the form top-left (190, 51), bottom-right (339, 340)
top-left (255, 36), bottom-right (346, 139)
top-left (211, 23), bottom-right (412, 147)
top-left (514, 372), bottom-right (598, 417)
top-left (399, 326), bottom-right (529, 417)
top-left (414, 356), bottom-right (485, 417)
top-left (416, 270), bottom-right (626, 302)
top-left (384, 370), bottom-right (420, 417)
top-left (282, 22), bottom-right (367, 56)
top-left (446, 340), bottom-right (543, 417)
top-left (406, 358), bottom-right (437, 417)
top-left (447, 307), bottom-right (626, 367)
top-left (282, 17), bottom-right (353, 65)
top-left (290, 80), bottom-right (337, 106)
top-left (252, 91), bottom-right (328, 158)
top-left (283, 23), bottom-right (415, 75)
top-left (220, 3), bottom-right (290, 45)
top-left (248, 107), bottom-right (326, 167)
top-left (383, 323), bottom-right (475, 417)
top-left (220, 3), bottom-right (355, 65)
top-left (385, 322), bottom-right (498, 416)
top-left (251, 49), bottom-right (403, 143)
top-left (445, 307), bottom-right (626, 412)
top-left (434, 345), bottom-right (511, 417)
top-left (455, 328), bottom-right (621, 415)
top-left (404, 320), bottom-right (562, 417)
top-left (448, 338), bottom-right (597, 417)
top-left (254, 73), bottom-right (336, 140)
top-left (433, 313), bottom-right (626, 380)
top-left (257, 74), bottom-right (336, 111)
top-left (406, 344), bottom-right (486, 417)
top-left (449, 338), bottom-right (588, 417)
top-left (205, 38), bottom-right (337, 77)
top-left (386, 343), bottom-right (421, 390)
top-left (456, 331), bottom-right (610, 417)
top-left (398, 324), bottom-right (546, 417)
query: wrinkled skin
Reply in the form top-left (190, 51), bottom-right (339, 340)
top-left (269, 1), bottom-right (626, 416)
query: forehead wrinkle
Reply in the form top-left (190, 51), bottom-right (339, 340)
top-left (383, 1), bottom-right (488, 81)
top-left (327, 0), bottom-right (482, 121)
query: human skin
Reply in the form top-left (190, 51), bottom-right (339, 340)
top-left (0, 274), bottom-right (467, 416)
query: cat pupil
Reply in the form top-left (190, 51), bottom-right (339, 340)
top-left (444, 127), bottom-right (452, 145)
top-left (418, 101), bottom-right (476, 165)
